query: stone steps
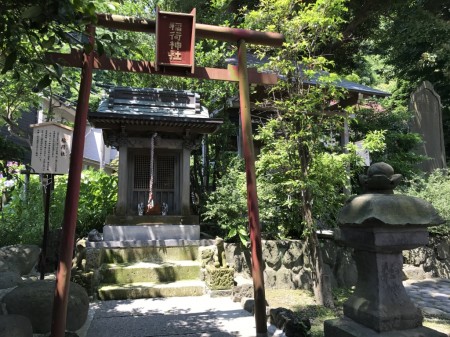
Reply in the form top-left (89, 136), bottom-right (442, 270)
top-left (101, 245), bottom-right (199, 264)
top-left (100, 261), bottom-right (201, 284)
top-left (97, 280), bottom-right (206, 300)
top-left (92, 240), bottom-right (213, 301)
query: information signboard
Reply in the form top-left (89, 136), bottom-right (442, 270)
top-left (30, 122), bottom-right (73, 174)
top-left (156, 8), bottom-right (196, 73)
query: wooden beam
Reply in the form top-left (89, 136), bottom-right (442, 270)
top-left (96, 13), bottom-right (284, 47)
top-left (46, 50), bottom-right (278, 84)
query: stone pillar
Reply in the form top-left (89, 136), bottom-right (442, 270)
top-left (324, 162), bottom-right (446, 337)
top-left (116, 134), bottom-right (128, 216)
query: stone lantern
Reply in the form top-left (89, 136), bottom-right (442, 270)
top-left (324, 162), bottom-right (446, 337)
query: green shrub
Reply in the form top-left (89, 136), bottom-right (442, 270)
top-left (203, 158), bottom-right (249, 244)
top-left (400, 169), bottom-right (450, 235)
top-left (0, 169), bottom-right (117, 246)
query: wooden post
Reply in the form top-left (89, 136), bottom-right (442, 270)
top-left (50, 25), bottom-right (95, 337)
top-left (39, 174), bottom-right (52, 280)
top-left (237, 39), bottom-right (267, 336)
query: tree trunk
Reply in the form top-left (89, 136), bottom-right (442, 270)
top-left (308, 226), bottom-right (335, 308)
top-left (299, 142), bottom-right (334, 308)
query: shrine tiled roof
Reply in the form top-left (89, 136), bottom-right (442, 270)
top-left (89, 87), bottom-right (222, 135)
top-left (96, 87), bottom-right (210, 118)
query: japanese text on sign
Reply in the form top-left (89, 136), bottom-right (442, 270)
top-left (155, 9), bottom-right (196, 72)
top-left (168, 22), bottom-right (183, 61)
top-left (31, 123), bottom-right (72, 174)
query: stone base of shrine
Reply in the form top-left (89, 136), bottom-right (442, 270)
top-left (102, 224), bottom-right (200, 241)
top-left (324, 318), bottom-right (446, 337)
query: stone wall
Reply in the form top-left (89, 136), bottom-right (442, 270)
top-left (224, 239), bottom-right (358, 290)
top-left (223, 235), bottom-right (450, 290)
top-left (403, 235), bottom-right (450, 279)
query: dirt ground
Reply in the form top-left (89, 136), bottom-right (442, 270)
top-left (264, 289), bottom-right (450, 337)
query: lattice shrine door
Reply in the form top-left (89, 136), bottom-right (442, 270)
top-left (129, 149), bottom-right (181, 215)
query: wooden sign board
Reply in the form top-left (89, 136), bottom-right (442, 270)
top-left (156, 8), bottom-right (196, 73)
top-left (30, 122), bottom-right (73, 174)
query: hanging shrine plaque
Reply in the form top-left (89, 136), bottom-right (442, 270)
top-left (155, 8), bottom-right (196, 73)
top-left (30, 122), bottom-right (73, 174)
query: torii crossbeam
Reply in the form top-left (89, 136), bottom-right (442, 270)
top-left (47, 12), bottom-right (283, 337)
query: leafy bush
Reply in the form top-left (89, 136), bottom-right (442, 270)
top-left (400, 169), bottom-right (450, 235)
top-left (203, 158), bottom-right (249, 244)
top-left (204, 150), bottom-right (357, 243)
top-left (0, 169), bottom-right (117, 246)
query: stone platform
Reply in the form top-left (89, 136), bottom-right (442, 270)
top-left (86, 239), bottom-right (214, 249)
top-left (103, 224), bottom-right (200, 241)
top-left (102, 215), bottom-right (201, 241)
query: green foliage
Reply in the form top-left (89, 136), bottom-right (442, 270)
top-left (350, 92), bottom-right (425, 178)
top-left (203, 1), bottom-right (372, 242)
top-left (240, 0), bottom-right (356, 239)
top-left (65, 169), bottom-right (118, 235)
top-left (0, 169), bottom-right (117, 246)
top-left (0, 139), bottom-right (26, 163)
top-left (203, 158), bottom-right (249, 244)
top-left (400, 169), bottom-right (450, 235)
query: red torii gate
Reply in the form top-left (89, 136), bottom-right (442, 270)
top-left (47, 13), bottom-right (284, 337)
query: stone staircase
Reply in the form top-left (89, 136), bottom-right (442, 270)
top-left (95, 242), bottom-right (206, 300)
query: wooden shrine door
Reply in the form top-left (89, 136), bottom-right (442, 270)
top-left (129, 149), bottom-right (180, 215)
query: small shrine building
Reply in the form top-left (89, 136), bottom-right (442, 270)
top-left (88, 87), bottom-right (222, 240)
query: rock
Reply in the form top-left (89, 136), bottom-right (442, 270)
top-left (282, 242), bottom-right (302, 269)
top-left (2, 280), bottom-right (89, 333)
top-left (241, 297), bottom-right (269, 315)
top-left (321, 240), bottom-right (338, 266)
top-left (436, 241), bottom-right (449, 260)
top-left (275, 267), bottom-right (295, 289)
top-left (0, 245), bottom-right (40, 275)
top-left (232, 281), bottom-right (253, 302)
top-left (403, 264), bottom-right (433, 280)
top-left (85, 247), bottom-right (102, 270)
top-left (0, 314), bottom-right (33, 337)
top-left (269, 307), bottom-right (310, 337)
top-left (0, 271), bottom-right (21, 289)
top-left (88, 229), bottom-right (102, 242)
top-left (409, 247), bottom-right (432, 266)
top-left (294, 268), bottom-right (312, 290)
top-left (433, 259), bottom-right (450, 279)
top-left (241, 297), bottom-right (255, 314)
top-left (264, 268), bottom-right (277, 289)
top-left (263, 241), bottom-right (282, 269)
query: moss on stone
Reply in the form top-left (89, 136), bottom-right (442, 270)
top-left (205, 265), bottom-right (234, 290)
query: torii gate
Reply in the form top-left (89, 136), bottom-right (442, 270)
top-left (46, 11), bottom-right (284, 337)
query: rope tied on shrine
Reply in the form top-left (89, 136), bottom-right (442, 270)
top-left (146, 133), bottom-right (158, 212)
